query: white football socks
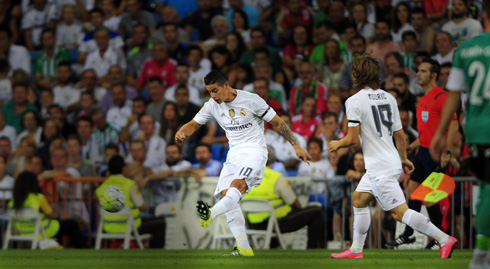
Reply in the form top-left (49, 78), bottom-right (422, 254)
top-left (226, 205), bottom-right (251, 250)
top-left (350, 207), bottom-right (370, 254)
top-left (211, 187), bottom-right (242, 220)
top-left (402, 209), bottom-right (449, 245)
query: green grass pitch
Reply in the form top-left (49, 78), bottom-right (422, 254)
top-left (0, 249), bottom-right (473, 269)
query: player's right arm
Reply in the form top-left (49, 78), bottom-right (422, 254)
top-left (394, 129), bottom-right (415, 175)
top-left (175, 120), bottom-right (202, 145)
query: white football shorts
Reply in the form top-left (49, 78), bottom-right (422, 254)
top-left (355, 171), bottom-right (405, 211)
top-left (214, 147), bottom-right (268, 201)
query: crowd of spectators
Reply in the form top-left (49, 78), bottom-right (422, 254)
top-left (0, 0), bottom-right (482, 248)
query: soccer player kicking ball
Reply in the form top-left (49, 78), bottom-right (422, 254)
top-left (175, 70), bottom-right (311, 256)
top-left (328, 53), bottom-right (457, 259)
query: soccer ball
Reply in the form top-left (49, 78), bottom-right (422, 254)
top-left (99, 186), bottom-right (126, 213)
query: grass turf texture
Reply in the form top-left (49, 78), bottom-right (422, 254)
top-left (0, 249), bottom-right (472, 268)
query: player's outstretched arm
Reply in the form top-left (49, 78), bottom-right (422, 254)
top-left (430, 91), bottom-right (461, 161)
top-left (175, 120), bottom-right (202, 145)
top-left (328, 126), bottom-right (360, 152)
top-left (394, 129), bottom-right (415, 175)
top-left (269, 115), bottom-right (311, 164)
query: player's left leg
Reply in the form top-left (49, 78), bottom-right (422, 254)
top-left (331, 191), bottom-right (374, 259)
top-left (391, 203), bottom-right (457, 259)
top-left (470, 181), bottom-right (490, 268)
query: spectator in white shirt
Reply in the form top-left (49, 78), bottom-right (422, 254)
top-left (119, 96), bottom-right (160, 143)
top-left (78, 8), bottom-right (124, 64)
top-left (0, 28), bottom-right (31, 75)
top-left (0, 155), bottom-right (14, 201)
top-left (0, 59), bottom-right (11, 106)
top-left (83, 27), bottom-right (127, 80)
top-left (101, 0), bottom-right (122, 32)
top-left (432, 31), bottom-right (456, 64)
top-left (21, 0), bottom-right (57, 50)
top-left (56, 4), bottom-right (83, 50)
top-left (187, 45), bottom-right (210, 92)
top-left (106, 83), bottom-right (132, 132)
top-left (134, 114), bottom-right (166, 171)
top-left (164, 63), bottom-right (202, 106)
top-left (442, 0), bottom-right (483, 45)
top-left (53, 61), bottom-right (80, 110)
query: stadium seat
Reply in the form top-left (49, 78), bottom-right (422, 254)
top-left (241, 199), bottom-right (286, 249)
top-left (3, 208), bottom-right (47, 250)
top-left (95, 207), bottom-right (150, 250)
top-left (154, 202), bottom-right (176, 248)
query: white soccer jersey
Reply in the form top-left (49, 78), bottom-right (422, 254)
top-left (193, 90), bottom-right (277, 151)
top-left (346, 88), bottom-right (403, 176)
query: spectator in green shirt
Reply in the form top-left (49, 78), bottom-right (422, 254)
top-left (1, 83), bottom-right (38, 134)
top-left (35, 28), bottom-right (71, 91)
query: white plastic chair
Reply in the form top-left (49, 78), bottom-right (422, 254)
top-left (241, 199), bottom-right (286, 249)
top-left (3, 208), bottom-right (47, 249)
top-left (211, 216), bottom-right (235, 249)
top-left (95, 207), bottom-right (150, 249)
top-left (154, 202), bottom-right (176, 248)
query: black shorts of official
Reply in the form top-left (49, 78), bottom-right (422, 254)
top-left (469, 144), bottom-right (490, 182)
top-left (410, 146), bottom-right (440, 184)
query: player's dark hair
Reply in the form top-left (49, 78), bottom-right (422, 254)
top-left (307, 137), bottom-right (323, 151)
top-left (108, 155), bottom-right (125, 175)
top-left (394, 72), bottom-right (410, 84)
top-left (422, 58), bottom-right (441, 80)
top-left (204, 70), bottom-right (229, 86)
top-left (352, 53), bottom-right (382, 90)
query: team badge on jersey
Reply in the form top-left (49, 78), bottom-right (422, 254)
top-left (229, 109), bottom-right (235, 118)
top-left (240, 108), bottom-right (246, 117)
top-left (422, 111), bottom-right (429, 122)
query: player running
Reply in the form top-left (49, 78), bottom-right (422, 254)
top-left (329, 53), bottom-right (457, 259)
top-left (175, 70), bottom-right (311, 256)
top-left (431, 1), bottom-right (490, 267)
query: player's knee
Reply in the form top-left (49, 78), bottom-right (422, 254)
top-left (390, 204), bottom-right (408, 222)
top-left (230, 179), bottom-right (248, 193)
top-left (351, 192), bottom-right (366, 208)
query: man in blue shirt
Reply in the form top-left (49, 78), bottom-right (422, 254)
top-left (191, 143), bottom-right (223, 176)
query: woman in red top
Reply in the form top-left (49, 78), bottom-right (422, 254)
top-left (282, 25), bottom-right (314, 81)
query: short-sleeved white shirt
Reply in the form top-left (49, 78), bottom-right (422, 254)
top-left (346, 88), bottom-right (403, 176)
top-left (8, 45), bottom-right (31, 75)
top-left (106, 100), bottom-right (132, 132)
top-left (56, 23), bottom-right (83, 50)
top-left (193, 90), bottom-right (277, 151)
top-left (83, 48), bottom-right (127, 77)
top-left (21, 4), bottom-right (58, 47)
top-left (53, 84), bottom-right (81, 109)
